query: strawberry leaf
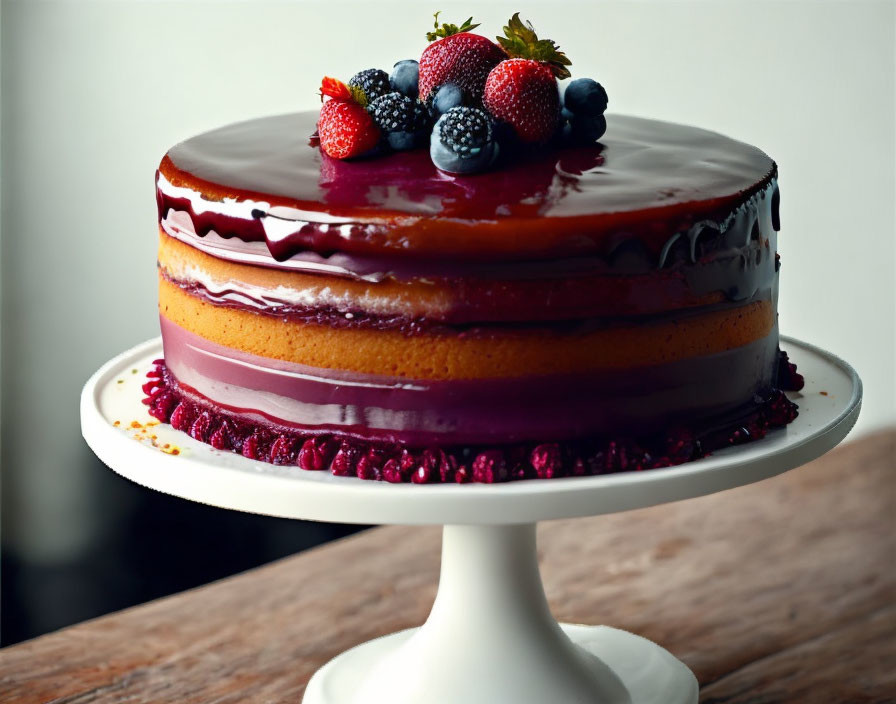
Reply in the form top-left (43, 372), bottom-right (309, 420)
top-left (496, 13), bottom-right (572, 79)
top-left (348, 85), bottom-right (369, 107)
top-left (426, 11), bottom-right (481, 42)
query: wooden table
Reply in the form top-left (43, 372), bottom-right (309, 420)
top-left (2, 431), bottom-right (894, 703)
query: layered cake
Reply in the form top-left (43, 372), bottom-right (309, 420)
top-left (144, 14), bottom-right (802, 482)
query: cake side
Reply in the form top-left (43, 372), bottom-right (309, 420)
top-left (147, 21), bottom-right (799, 482)
top-left (147, 110), bottom-right (800, 480)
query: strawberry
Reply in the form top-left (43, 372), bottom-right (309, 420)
top-left (317, 77), bottom-right (381, 159)
top-left (483, 14), bottom-right (571, 144)
top-left (418, 13), bottom-right (506, 103)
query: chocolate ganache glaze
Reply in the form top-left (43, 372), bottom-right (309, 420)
top-left (157, 111), bottom-right (777, 273)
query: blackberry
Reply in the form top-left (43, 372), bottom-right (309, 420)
top-left (411, 101), bottom-right (430, 131)
top-left (369, 92), bottom-right (428, 133)
top-left (438, 106), bottom-right (492, 157)
top-left (348, 68), bottom-right (390, 102)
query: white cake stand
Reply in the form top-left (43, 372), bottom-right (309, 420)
top-left (81, 337), bottom-right (861, 704)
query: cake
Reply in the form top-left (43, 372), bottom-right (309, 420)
top-left (144, 14), bottom-right (803, 483)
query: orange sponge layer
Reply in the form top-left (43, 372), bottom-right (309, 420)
top-left (159, 275), bottom-right (775, 380)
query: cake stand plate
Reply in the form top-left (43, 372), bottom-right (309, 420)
top-left (81, 337), bottom-right (861, 704)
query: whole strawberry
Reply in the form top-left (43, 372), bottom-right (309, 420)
top-left (317, 77), bottom-right (381, 159)
top-left (418, 13), bottom-right (506, 104)
top-left (483, 13), bottom-right (571, 144)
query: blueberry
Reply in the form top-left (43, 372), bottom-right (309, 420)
top-left (431, 83), bottom-right (465, 117)
top-left (387, 130), bottom-right (425, 150)
top-left (563, 78), bottom-right (608, 117)
top-left (567, 114), bottom-right (607, 143)
top-left (430, 108), bottom-right (499, 174)
top-left (430, 138), bottom-right (499, 174)
top-left (390, 60), bottom-right (419, 99)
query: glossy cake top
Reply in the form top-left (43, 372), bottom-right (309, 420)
top-left (158, 111), bottom-right (776, 261)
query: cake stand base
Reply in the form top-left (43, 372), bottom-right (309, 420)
top-left (305, 625), bottom-right (695, 704)
top-left (304, 524), bottom-right (697, 704)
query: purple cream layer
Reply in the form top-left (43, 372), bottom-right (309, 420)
top-left (161, 316), bottom-right (780, 446)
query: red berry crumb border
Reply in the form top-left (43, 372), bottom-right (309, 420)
top-left (315, 12), bottom-right (609, 175)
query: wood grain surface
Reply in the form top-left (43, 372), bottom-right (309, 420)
top-left (2, 430), bottom-right (894, 703)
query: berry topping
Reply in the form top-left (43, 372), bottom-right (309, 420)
top-left (209, 420), bottom-right (236, 451)
top-left (454, 465), bottom-right (472, 483)
top-left (242, 431), bottom-right (270, 462)
top-left (330, 441), bottom-right (360, 476)
top-left (494, 13), bottom-right (571, 79)
top-left (438, 105), bottom-right (492, 156)
top-left (145, 389), bottom-right (177, 422)
top-left (563, 77), bottom-right (608, 117)
top-left (426, 12), bottom-right (481, 41)
top-left (472, 450), bottom-right (508, 483)
top-left (356, 448), bottom-right (386, 481)
top-left (482, 14), bottom-right (570, 143)
top-left (382, 458), bottom-right (404, 483)
top-left (664, 428), bottom-right (698, 464)
top-left (777, 349), bottom-right (805, 391)
top-left (143, 363), bottom-right (798, 484)
top-left (169, 401), bottom-right (197, 432)
top-left (189, 411), bottom-right (213, 442)
top-left (368, 91), bottom-right (430, 151)
top-left (313, 15), bottom-right (612, 172)
top-left (484, 58), bottom-right (560, 143)
top-left (430, 82), bottom-right (466, 117)
top-left (270, 435), bottom-right (299, 465)
top-left (297, 437), bottom-right (333, 471)
top-left (430, 106), bottom-right (499, 174)
top-left (369, 92), bottom-right (422, 131)
top-left (320, 75), bottom-right (366, 105)
top-left (317, 94), bottom-right (381, 160)
top-left (419, 13), bottom-right (506, 102)
top-left (348, 68), bottom-right (391, 103)
top-left (564, 113), bottom-right (607, 144)
top-left (411, 460), bottom-right (433, 484)
top-left (764, 390), bottom-right (799, 426)
top-left (390, 59), bottom-right (420, 98)
top-left (530, 443), bottom-right (563, 479)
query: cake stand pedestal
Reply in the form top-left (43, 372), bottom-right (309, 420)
top-left (81, 337), bottom-right (861, 704)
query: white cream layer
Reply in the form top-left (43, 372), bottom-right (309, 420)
top-left (161, 256), bottom-right (448, 319)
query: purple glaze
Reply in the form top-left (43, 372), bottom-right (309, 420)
top-left (159, 112), bottom-right (777, 264)
top-left (161, 316), bottom-right (779, 446)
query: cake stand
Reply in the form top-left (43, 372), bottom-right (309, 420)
top-left (81, 337), bottom-right (861, 704)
